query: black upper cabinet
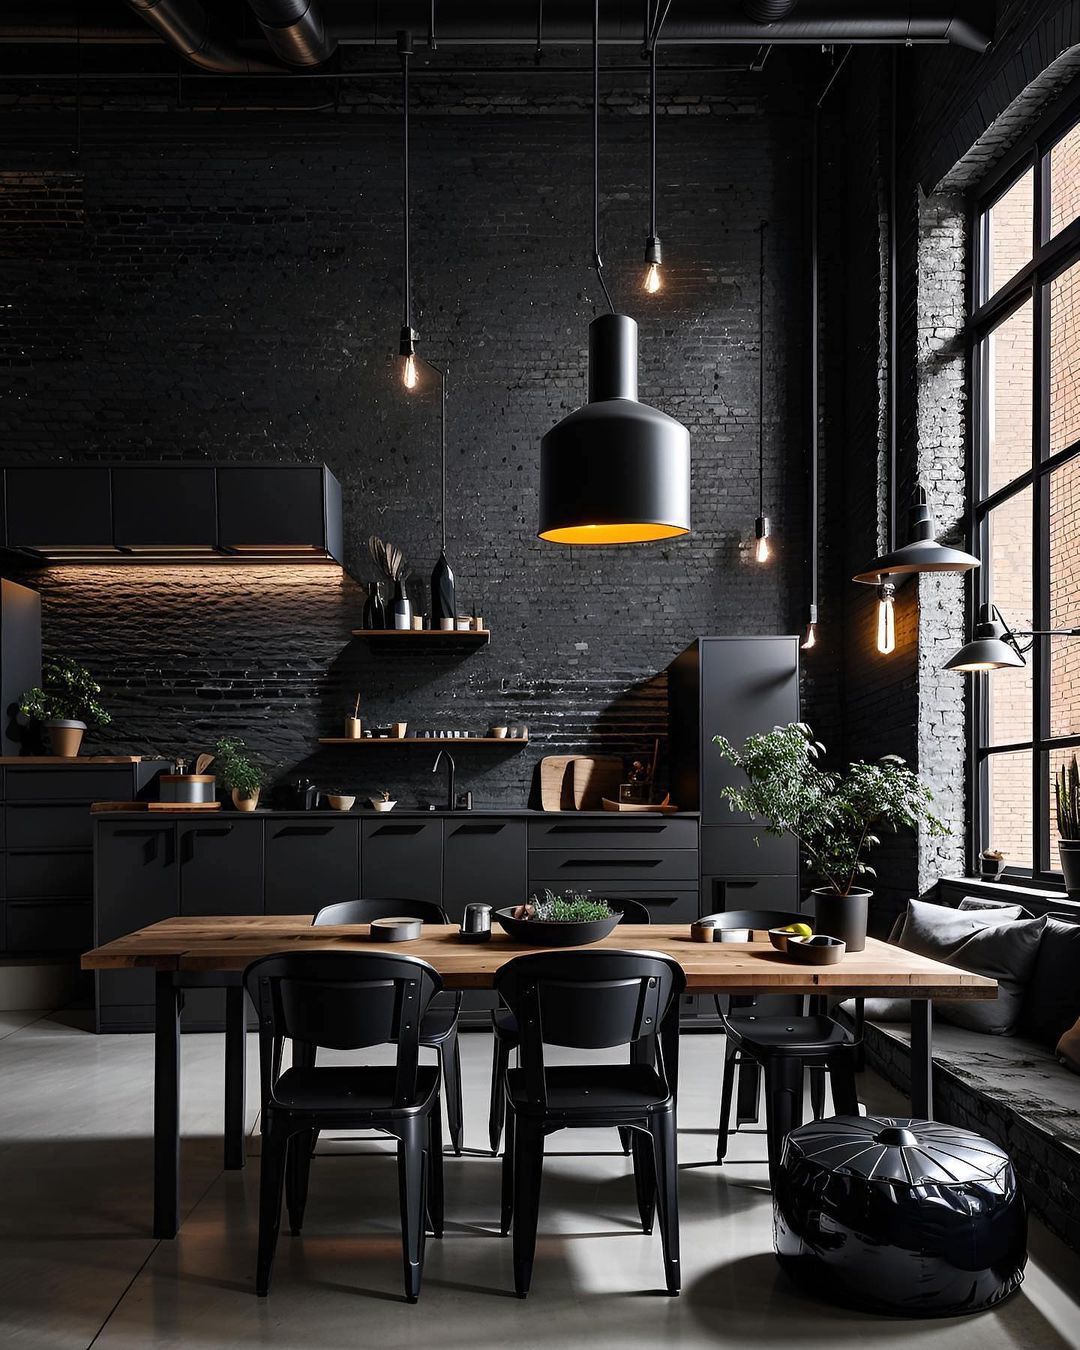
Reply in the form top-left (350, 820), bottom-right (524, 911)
top-left (5, 467), bottom-right (112, 550)
top-left (112, 466), bottom-right (217, 549)
top-left (217, 466), bottom-right (329, 554)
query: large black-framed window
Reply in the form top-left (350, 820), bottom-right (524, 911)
top-left (969, 91), bottom-right (1080, 883)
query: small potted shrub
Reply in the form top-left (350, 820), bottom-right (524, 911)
top-left (213, 736), bottom-right (263, 812)
top-left (495, 890), bottom-right (621, 947)
top-left (1055, 755), bottom-right (1080, 897)
top-left (978, 848), bottom-right (1006, 881)
top-left (713, 723), bottom-right (948, 952)
top-left (18, 657), bottom-right (111, 757)
top-left (370, 788), bottom-right (397, 813)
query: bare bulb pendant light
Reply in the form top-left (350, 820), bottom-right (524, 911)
top-left (538, 0), bottom-right (690, 546)
top-left (642, 39), bottom-right (662, 294)
top-left (397, 31), bottom-right (418, 389)
top-left (754, 221), bottom-right (771, 564)
top-left (801, 108), bottom-right (820, 650)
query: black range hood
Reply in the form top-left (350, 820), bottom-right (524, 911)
top-left (0, 463), bottom-right (344, 565)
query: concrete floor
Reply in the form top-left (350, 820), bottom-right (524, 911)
top-left (1, 1008), bottom-right (1079, 1350)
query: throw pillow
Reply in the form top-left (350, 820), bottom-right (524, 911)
top-left (1020, 915), bottom-right (1080, 1047)
top-left (1057, 1015), bottom-right (1080, 1074)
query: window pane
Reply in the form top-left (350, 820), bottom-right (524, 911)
top-left (987, 750), bottom-right (1033, 869)
top-left (986, 485), bottom-right (1033, 747)
top-left (1050, 455), bottom-right (1080, 737)
top-left (983, 168), bottom-right (1033, 299)
top-left (1049, 120), bottom-right (1080, 239)
top-left (1047, 746), bottom-right (1080, 873)
top-left (1050, 258), bottom-right (1080, 454)
top-left (984, 300), bottom-right (1033, 495)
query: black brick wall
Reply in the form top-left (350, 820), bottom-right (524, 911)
top-left (0, 55), bottom-right (818, 808)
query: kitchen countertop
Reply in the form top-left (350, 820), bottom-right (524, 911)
top-left (90, 806), bottom-right (700, 819)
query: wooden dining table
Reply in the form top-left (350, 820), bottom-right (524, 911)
top-left (81, 915), bottom-right (998, 1239)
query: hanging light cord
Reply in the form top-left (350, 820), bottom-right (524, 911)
top-left (649, 41), bottom-right (658, 240)
top-left (758, 221), bottom-right (767, 518)
top-left (809, 105), bottom-right (820, 617)
top-left (592, 0), bottom-right (614, 314)
top-left (401, 36), bottom-right (411, 329)
top-left (886, 47), bottom-right (898, 556)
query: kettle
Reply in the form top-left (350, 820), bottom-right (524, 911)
top-left (292, 777), bottom-right (320, 810)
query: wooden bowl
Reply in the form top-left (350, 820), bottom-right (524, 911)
top-left (494, 908), bottom-right (621, 947)
top-left (786, 934), bottom-right (846, 965)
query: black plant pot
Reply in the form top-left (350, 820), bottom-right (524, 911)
top-left (812, 887), bottom-right (871, 953)
top-left (1059, 840), bottom-right (1080, 899)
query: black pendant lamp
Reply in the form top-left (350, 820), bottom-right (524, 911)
top-left (754, 221), bottom-right (771, 563)
top-left (642, 38), bottom-right (662, 294)
top-left (397, 31), bottom-right (418, 390)
top-left (538, 0), bottom-right (690, 546)
top-left (801, 110), bottom-right (821, 650)
top-left (428, 362), bottom-right (456, 622)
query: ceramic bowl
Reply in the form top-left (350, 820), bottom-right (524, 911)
top-left (325, 794), bottom-right (355, 811)
top-left (494, 908), bottom-right (621, 947)
top-left (786, 934), bottom-right (846, 965)
top-left (370, 799), bottom-right (397, 813)
top-left (768, 925), bottom-right (814, 953)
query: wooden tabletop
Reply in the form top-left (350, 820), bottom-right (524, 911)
top-left (81, 917), bottom-right (997, 998)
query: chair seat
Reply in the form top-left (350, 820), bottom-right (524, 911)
top-left (270, 1064), bottom-right (440, 1115)
top-left (506, 1064), bottom-right (671, 1116)
top-left (726, 1013), bottom-right (852, 1056)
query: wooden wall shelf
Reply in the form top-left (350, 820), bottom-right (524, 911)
top-left (351, 628), bottom-right (490, 647)
top-left (318, 736), bottom-right (527, 747)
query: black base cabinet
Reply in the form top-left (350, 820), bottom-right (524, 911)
top-left (265, 819), bottom-right (359, 915)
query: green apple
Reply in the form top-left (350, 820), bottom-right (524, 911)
top-left (780, 922), bottom-right (813, 938)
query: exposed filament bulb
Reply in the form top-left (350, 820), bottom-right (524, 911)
top-left (402, 353), bottom-right (418, 390)
top-left (876, 581), bottom-right (896, 655)
top-left (643, 262), bottom-right (661, 294)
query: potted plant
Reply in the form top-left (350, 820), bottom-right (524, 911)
top-left (370, 788), bottom-right (396, 813)
top-left (18, 657), bottom-right (111, 757)
top-left (495, 890), bottom-right (622, 947)
top-left (979, 848), bottom-right (1006, 881)
top-left (1055, 755), bottom-right (1080, 897)
top-left (212, 736), bottom-right (263, 812)
top-left (713, 723), bottom-right (948, 951)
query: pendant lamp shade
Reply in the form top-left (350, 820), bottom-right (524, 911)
top-left (943, 604), bottom-right (1026, 672)
top-left (539, 314), bottom-right (690, 545)
top-left (853, 486), bottom-right (979, 583)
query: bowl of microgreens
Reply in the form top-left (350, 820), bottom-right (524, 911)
top-left (495, 890), bottom-right (622, 947)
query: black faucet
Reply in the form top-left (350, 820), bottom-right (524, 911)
top-left (432, 749), bottom-right (456, 811)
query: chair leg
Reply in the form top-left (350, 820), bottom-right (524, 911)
top-left (716, 1039), bottom-right (739, 1162)
top-left (618, 1126), bottom-right (633, 1155)
top-left (500, 1105), bottom-right (515, 1235)
top-left (489, 1032), bottom-right (512, 1155)
top-left (427, 1096), bottom-right (444, 1239)
top-left (512, 1119), bottom-right (545, 1298)
top-left (650, 1110), bottom-right (680, 1295)
top-left (255, 1120), bottom-right (289, 1297)
top-left (438, 1025), bottom-right (464, 1156)
top-left (828, 1047), bottom-right (861, 1118)
top-left (630, 1128), bottom-right (656, 1234)
top-left (763, 1058), bottom-right (803, 1184)
top-left (853, 997), bottom-right (866, 1072)
top-left (285, 1127), bottom-right (315, 1236)
top-left (396, 1119), bottom-right (429, 1304)
top-left (809, 1065), bottom-right (827, 1120)
top-left (735, 1057), bottom-right (761, 1126)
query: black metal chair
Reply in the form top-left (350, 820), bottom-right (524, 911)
top-left (707, 909), bottom-right (860, 1178)
top-left (495, 948), bottom-right (686, 1298)
top-left (312, 899), bottom-right (464, 1154)
top-left (244, 950), bottom-right (444, 1303)
top-left (488, 896), bottom-right (653, 1156)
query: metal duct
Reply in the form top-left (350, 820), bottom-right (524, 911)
top-left (742, 1), bottom-right (801, 22)
top-left (247, 0), bottom-right (336, 67)
top-left (123, 0), bottom-right (281, 73)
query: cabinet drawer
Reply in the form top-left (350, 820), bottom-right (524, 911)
top-left (582, 888), bottom-right (700, 924)
top-left (362, 819), bottom-right (442, 906)
top-left (701, 875), bottom-right (801, 915)
top-left (7, 849), bottom-right (92, 898)
top-left (529, 848), bottom-right (698, 884)
top-left (6, 802), bottom-right (94, 849)
top-left (5, 898), bottom-right (92, 952)
top-left (265, 819), bottom-right (359, 916)
top-left (700, 825), bottom-right (797, 876)
top-left (443, 818), bottom-right (526, 919)
top-left (5, 768), bottom-right (131, 802)
top-left (528, 817), bottom-right (697, 850)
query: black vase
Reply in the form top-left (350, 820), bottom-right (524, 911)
top-left (1060, 840), bottom-right (1080, 898)
top-left (431, 550), bottom-right (456, 623)
top-left (363, 581), bottom-right (386, 630)
top-left (391, 579), bottom-right (413, 630)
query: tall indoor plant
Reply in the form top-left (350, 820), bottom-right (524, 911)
top-left (18, 657), bottom-right (111, 757)
top-left (713, 722), bottom-right (947, 950)
top-left (1055, 754), bottom-right (1080, 898)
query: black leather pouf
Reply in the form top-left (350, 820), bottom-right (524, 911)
top-left (773, 1115), bottom-right (1027, 1317)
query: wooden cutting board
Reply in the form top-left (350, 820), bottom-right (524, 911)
top-left (571, 756), bottom-right (623, 810)
top-left (539, 756), bottom-right (578, 812)
top-left (91, 801), bottom-right (222, 813)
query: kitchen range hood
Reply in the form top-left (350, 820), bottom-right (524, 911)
top-left (0, 464), bottom-right (344, 565)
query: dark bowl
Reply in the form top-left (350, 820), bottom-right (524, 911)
top-left (494, 908), bottom-right (622, 947)
top-left (786, 934), bottom-right (846, 965)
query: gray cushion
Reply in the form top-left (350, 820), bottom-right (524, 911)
top-left (957, 896), bottom-right (1031, 918)
top-left (1020, 915), bottom-right (1080, 1047)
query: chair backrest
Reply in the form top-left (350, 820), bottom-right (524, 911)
top-left (701, 908), bottom-right (804, 932)
top-left (606, 896), bottom-right (652, 924)
top-left (245, 950), bottom-right (442, 1109)
top-left (494, 949), bottom-right (686, 1108)
top-left (313, 897), bottom-right (449, 926)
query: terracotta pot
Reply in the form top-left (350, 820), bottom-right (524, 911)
top-left (231, 788), bottom-right (260, 812)
top-left (812, 886), bottom-right (871, 953)
top-left (46, 719), bottom-right (86, 758)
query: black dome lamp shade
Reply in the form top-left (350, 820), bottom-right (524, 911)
top-left (539, 314), bottom-right (690, 544)
top-left (538, 0), bottom-right (690, 546)
top-left (853, 485), bottom-right (980, 582)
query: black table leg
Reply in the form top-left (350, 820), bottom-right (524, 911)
top-left (154, 971), bottom-right (182, 1239)
top-left (910, 999), bottom-right (933, 1120)
top-left (224, 984), bottom-right (247, 1170)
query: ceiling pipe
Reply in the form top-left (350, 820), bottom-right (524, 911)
top-left (247, 0), bottom-right (336, 67)
top-left (123, 0), bottom-right (282, 73)
top-left (742, 1), bottom-right (801, 21)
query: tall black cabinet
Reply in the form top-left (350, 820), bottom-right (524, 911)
top-left (669, 636), bottom-right (800, 914)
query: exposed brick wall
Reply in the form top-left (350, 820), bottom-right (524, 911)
top-left (0, 55), bottom-right (817, 809)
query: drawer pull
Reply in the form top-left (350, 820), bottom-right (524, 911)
top-left (274, 825), bottom-right (335, 838)
top-left (547, 824), bottom-right (665, 835)
top-left (565, 858), bottom-right (661, 868)
top-left (450, 823), bottom-right (506, 835)
top-left (370, 824), bottom-right (428, 837)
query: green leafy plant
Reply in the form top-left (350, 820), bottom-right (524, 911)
top-left (527, 890), bottom-right (615, 923)
top-left (18, 657), bottom-right (111, 727)
top-left (1055, 754), bottom-right (1080, 841)
top-left (712, 722), bottom-right (948, 896)
top-left (212, 737), bottom-right (263, 799)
